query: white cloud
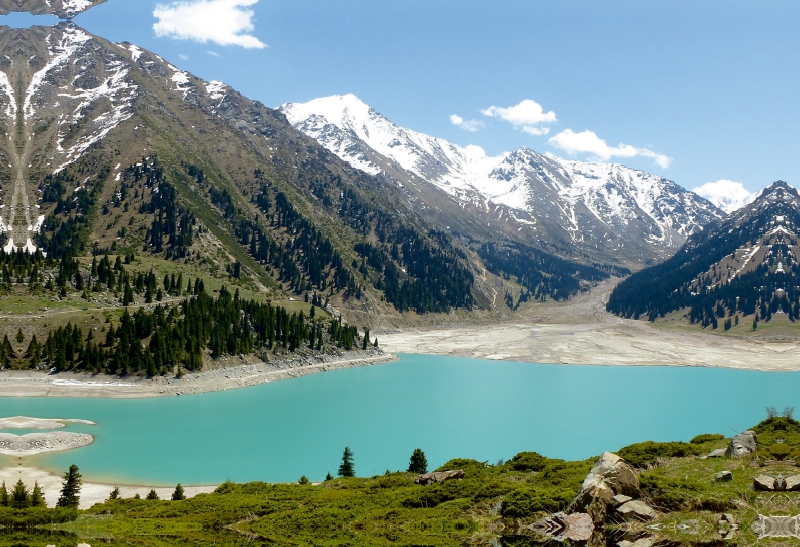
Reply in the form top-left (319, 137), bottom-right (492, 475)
top-left (207, 50), bottom-right (221, 57)
top-left (481, 99), bottom-right (556, 135)
top-left (692, 179), bottom-right (756, 213)
top-left (179, 54), bottom-right (189, 60)
top-left (449, 114), bottom-right (482, 132)
top-left (153, 0), bottom-right (267, 49)
top-left (548, 129), bottom-right (672, 168)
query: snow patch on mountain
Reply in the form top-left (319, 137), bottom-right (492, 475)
top-left (280, 94), bottom-right (726, 251)
top-left (0, 70), bottom-right (15, 121)
top-left (24, 25), bottom-right (137, 173)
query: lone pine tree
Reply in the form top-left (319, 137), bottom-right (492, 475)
top-left (172, 484), bottom-right (186, 501)
top-left (338, 447), bottom-right (355, 477)
top-left (408, 448), bottom-right (428, 474)
top-left (56, 465), bottom-right (82, 509)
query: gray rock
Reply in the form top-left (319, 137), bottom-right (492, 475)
top-left (702, 448), bottom-right (726, 459)
top-left (617, 500), bottom-right (656, 521)
top-left (785, 475), bottom-right (800, 491)
top-left (611, 494), bottom-right (633, 507)
top-left (571, 452), bottom-right (640, 523)
top-left (754, 474), bottom-right (775, 491)
top-left (716, 470), bottom-right (733, 482)
top-left (725, 431), bottom-right (757, 457)
top-left (414, 470), bottom-right (464, 485)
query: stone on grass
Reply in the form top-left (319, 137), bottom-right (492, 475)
top-left (725, 431), bottom-right (757, 457)
top-left (753, 475), bottom-right (775, 491)
top-left (414, 470), bottom-right (464, 485)
top-left (702, 448), bottom-right (726, 459)
top-left (785, 475), bottom-right (800, 491)
top-left (617, 500), bottom-right (656, 521)
top-left (715, 470), bottom-right (733, 482)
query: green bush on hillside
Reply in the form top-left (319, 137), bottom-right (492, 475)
top-left (690, 433), bottom-right (724, 444)
top-left (616, 441), bottom-right (703, 468)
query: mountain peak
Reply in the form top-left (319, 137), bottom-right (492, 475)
top-left (281, 95), bottom-right (726, 265)
top-left (609, 178), bottom-right (800, 325)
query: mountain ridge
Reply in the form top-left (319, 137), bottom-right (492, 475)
top-left (280, 94), bottom-right (727, 266)
top-left (606, 180), bottom-right (800, 328)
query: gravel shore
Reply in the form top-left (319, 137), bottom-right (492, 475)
top-left (0, 350), bottom-right (398, 399)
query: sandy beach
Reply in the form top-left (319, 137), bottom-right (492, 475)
top-left (0, 465), bottom-right (216, 509)
top-left (379, 280), bottom-right (800, 372)
top-left (0, 350), bottom-right (397, 399)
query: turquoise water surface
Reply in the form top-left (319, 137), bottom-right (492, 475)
top-left (0, 354), bottom-right (793, 485)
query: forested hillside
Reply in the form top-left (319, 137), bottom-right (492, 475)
top-left (607, 181), bottom-right (800, 328)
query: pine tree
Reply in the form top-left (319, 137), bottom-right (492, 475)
top-left (30, 482), bottom-right (45, 507)
top-left (171, 484), bottom-right (185, 501)
top-left (338, 447), bottom-right (355, 477)
top-left (408, 448), bottom-right (428, 474)
top-left (325, 472), bottom-right (333, 482)
top-left (0, 482), bottom-right (8, 506)
top-left (56, 464), bottom-right (82, 509)
top-left (108, 486), bottom-right (121, 501)
top-left (11, 479), bottom-right (28, 509)
top-left (362, 328), bottom-right (370, 350)
top-left (298, 476), bottom-right (310, 485)
top-left (146, 489), bottom-right (159, 500)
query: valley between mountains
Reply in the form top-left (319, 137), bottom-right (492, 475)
top-left (0, 21), bottom-right (794, 394)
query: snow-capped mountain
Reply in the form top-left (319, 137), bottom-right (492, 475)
top-left (0, 0), bottom-right (106, 18)
top-left (608, 181), bottom-right (800, 322)
top-left (280, 94), bottom-right (727, 264)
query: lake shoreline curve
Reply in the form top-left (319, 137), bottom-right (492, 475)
top-left (0, 350), bottom-right (398, 399)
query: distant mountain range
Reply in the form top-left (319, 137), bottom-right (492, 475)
top-left (280, 94), bottom-right (726, 266)
top-left (607, 180), bottom-right (800, 326)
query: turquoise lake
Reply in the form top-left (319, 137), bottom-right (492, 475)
top-left (0, 354), bottom-right (793, 485)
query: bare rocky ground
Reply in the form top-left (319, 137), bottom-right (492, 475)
top-left (380, 279), bottom-right (800, 371)
top-left (0, 350), bottom-right (397, 398)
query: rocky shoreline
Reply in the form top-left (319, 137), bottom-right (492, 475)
top-left (0, 431), bottom-right (94, 456)
top-left (0, 350), bottom-right (398, 399)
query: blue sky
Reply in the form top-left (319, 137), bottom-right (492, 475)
top-left (5, 0), bottom-right (800, 200)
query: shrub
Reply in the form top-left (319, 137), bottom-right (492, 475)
top-left (500, 487), bottom-right (574, 518)
top-left (616, 441), bottom-right (702, 468)
top-left (690, 433), bottom-right (724, 444)
top-left (505, 452), bottom-right (553, 472)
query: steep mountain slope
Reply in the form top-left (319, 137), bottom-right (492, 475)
top-left (281, 95), bottom-right (726, 266)
top-left (0, 21), bottom-right (619, 341)
top-left (607, 181), bottom-right (800, 327)
top-left (0, 0), bottom-right (106, 18)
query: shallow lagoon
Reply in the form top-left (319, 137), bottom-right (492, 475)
top-left (0, 354), bottom-right (792, 485)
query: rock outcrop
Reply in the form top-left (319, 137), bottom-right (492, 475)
top-left (414, 470), bottom-right (464, 485)
top-left (571, 452), bottom-right (640, 522)
top-left (726, 431), bottom-right (758, 457)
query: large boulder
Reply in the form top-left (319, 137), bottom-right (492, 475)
top-left (571, 452), bottom-right (640, 523)
top-left (414, 470), bottom-right (464, 485)
top-left (725, 431), bottom-right (757, 457)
